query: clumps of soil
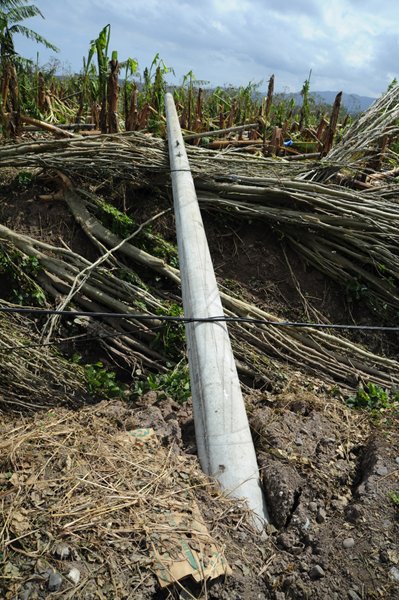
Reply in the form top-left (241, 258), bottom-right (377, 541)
top-left (0, 171), bottom-right (100, 262)
top-left (248, 384), bottom-right (399, 599)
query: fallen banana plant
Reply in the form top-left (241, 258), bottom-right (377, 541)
top-left (0, 131), bottom-right (309, 186)
top-left (0, 303), bottom-right (87, 410)
top-left (62, 186), bottom-right (399, 389)
top-left (197, 176), bottom-right (399, 316)
top-left (0, 223), bottom-right (168, 374)
top-left (1, 185), bottom-right (398, 395)
top-left (308, 82), bottom-right (399, 182)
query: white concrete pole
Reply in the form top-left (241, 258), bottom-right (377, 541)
top-left (165, 93), bottom-right (269, 529)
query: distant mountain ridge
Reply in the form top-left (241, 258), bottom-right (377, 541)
top-left (280, 90), bottom-right (376, 114)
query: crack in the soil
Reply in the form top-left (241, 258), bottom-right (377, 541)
top-left (284, 487), bottom-right (302, 528)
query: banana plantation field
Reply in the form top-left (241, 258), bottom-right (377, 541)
top-left (0, 8), bottom-right (399, 600)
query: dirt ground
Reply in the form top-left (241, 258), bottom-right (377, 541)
top-left (0, 171), bottom-right (398, 599)
top-left (1, 390), bottom-right (398, 600)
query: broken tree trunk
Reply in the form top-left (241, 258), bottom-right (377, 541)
top-left (321, 91), bottom-right (342, 156)
top-left (107, 57), bottom-right (120, 134)
top-left (264, 74), bottom-right (274, 123)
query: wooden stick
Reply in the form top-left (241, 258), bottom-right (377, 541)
top-left (286, 151), bottom-right (321, 161)
top-left (206, 139), bottom-right (263, 149)
top-left (23, 123), bottom-right (96, 131)
top-left (367, 166), bottom-right (399, 182)
top-left (183, 122), bottom-right (258, 141)
top-left (20, 115), bottom-right (76, 138)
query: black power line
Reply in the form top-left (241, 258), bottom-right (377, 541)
top-left (1, 305), bottom-right (399, 332)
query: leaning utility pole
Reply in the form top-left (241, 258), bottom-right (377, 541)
top-left (165, 92), bottom-right (269, 530)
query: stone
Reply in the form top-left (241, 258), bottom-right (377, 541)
top-left (316, 508), bottom-right (327, 523)
top-left (277, 532), bottom-right (297, 551)
top-left (321, 437), bottom-right (336, 445)
top-left (376, 465), bottom-right (388, 476)
top-left (35, 559), bottom-right (51, 575)
top-left (343, 537), bottom-right (355, 549)
top-left (67, 567), bottom-right (81, 585)
top-left (309, 502), bottom-right (318, 513)
top-left (389, 566), bottom-right (399, 582)
top-left (48, 572), bottom-right (63, 592)
top-left (395, 457), bottom-right (399, 465)
top-left (295, 437), bottom-right (303, 446)
top-left (309, 565), bottom-right (325, 580)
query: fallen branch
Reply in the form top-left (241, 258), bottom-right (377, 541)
top-left (183, 122), bottom-right (259, 141)
top-left (23, 123), bottom-right (96, 132)
top-left (20, 115), bottom-right (76, 138)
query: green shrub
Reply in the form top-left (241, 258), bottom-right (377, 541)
top-left (133, 360), bottom-right (190, 404)
top-left (389, 490), bottom-right (399, 507)
top-left (15, 171), bottom-right (33, 188)
top-left (72, 354), bottom-right (126, 398)
top-left (346, 383), bottom-right (399, 412)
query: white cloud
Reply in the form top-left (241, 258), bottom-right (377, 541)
top-left (12, 0), bottom-right (399, 97)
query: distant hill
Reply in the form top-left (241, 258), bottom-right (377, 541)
top-left (280, 90), bottom-right (376, 114)
top-left (316, 91), bottom-right (375, 113)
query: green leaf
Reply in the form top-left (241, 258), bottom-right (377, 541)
top-left (8, 24), bottom-right (59, 51)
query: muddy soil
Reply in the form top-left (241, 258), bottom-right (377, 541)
top-left (249, 387), bottom-right (399, 599)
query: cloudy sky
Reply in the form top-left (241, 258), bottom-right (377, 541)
top-left (14, 0), bottom-right (398, 98)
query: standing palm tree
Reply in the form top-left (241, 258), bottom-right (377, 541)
top-left (0, 0), bottom-right (59, 135)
